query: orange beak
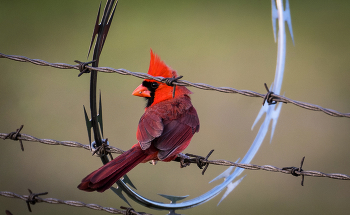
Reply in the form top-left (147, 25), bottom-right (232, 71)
top-left (132, 84), bottom-right (151, 97)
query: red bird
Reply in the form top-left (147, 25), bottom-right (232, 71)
top-left (78, 50), bottom-right (200, 192)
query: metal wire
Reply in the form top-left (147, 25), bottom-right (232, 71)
top-left (204, 159), bottom-right (350, 180)
top-left (0, 132), bottom-right (124, 154)
top-left (1, 132), bottom-right (349, 181)
top-left (0, 191), bottom-right (150, 215)
top-left (1, 52), bottom-right (349, 118)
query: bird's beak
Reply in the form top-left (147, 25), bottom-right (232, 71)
top-left (132, 84), bottom-right (151, 97)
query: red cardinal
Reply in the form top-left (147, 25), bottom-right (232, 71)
top-left (78, 50), bottom-right (200, 192)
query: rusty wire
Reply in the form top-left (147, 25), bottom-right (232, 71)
top-left (1, 52), bottom-right (349, 118)
top-left (0, 191), bottom-right (150, 215)
top-left (0, 132), bottom-right (124, 154)
top-left (1, 131), bottom-right (349, 181)
top-left (201, 158), bottom-right (350, 180)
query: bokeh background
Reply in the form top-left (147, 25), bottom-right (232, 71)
top-left (1, 0), bottom-right (350, 214)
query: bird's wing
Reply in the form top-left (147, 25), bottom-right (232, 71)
top-left (154, 106), bottom-right (199, 160)
top-left (137, 110), bottom-right (164, 150)
top-left (137, 98), bottom-right (199, 160)
top-left (153, 118), bottom-right (194, 160)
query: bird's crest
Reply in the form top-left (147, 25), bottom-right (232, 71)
top-left (148, 49), bottom-right (178, 78)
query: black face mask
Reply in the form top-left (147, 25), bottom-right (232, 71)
top-left (142, 81), bottom-right (159, 107)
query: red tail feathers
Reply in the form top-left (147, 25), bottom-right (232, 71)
top-left (78, 145), bottom-right (148, 192)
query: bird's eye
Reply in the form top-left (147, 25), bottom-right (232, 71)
top-left (151, 82), bottom-right (159, 89)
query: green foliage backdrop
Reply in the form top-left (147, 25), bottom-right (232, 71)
top-left (1, 1), bottom-right (350, 214)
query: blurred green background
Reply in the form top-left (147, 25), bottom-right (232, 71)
top-left (1, 0), bottom-right (350, 214)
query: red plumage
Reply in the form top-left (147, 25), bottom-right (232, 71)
top-left (78, 50), bottom-right (199, 192)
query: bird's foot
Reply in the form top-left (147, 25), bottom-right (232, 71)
top-left (177, 153), bottom-right (191, 168)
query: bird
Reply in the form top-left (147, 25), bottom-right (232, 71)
top-left (78, 49), bottom-right (200, 192)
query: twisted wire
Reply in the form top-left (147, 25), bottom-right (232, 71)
top-left (1, 52), bottom-right (349, 118)
top-left (0, 133), bottom-right (124, 154)
top-left (0, 191), bottom-right (149, 215)
top-left (205, 160), bottom-right (350, 180)
top-left (1, 132), bottom-right (349, 181)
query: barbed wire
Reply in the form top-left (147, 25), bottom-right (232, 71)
top-left (2, 131), bottom-right (349, 182)
top-left (0, 132), bottom-right (124, 154)
top-left (203, 159), bottom-right (349, 180)
top-left (0, 190), bottom-right (151, 215)
top-left (1, 52), bottom-right (349, 118)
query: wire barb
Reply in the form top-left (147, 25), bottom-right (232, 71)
top-left (163, 75), bottom-right (183, 86)
top-left (262, 83), bottom-right (277, 105)
top-left (74, 60), bottom-right (96, 77)
top-left (185, 149), bottom-right (215, 175)
top-left (163, 75), bottom-right (183, 98)
top-left (262, 83), bottom-right (287, 105)
top-left (92, 138), bottom-right (114, 160)
top-left (2, 125), bottom-right (24, 151)
top-left (282, 156), bottom-right (306, 186)
top-left (120, 206), bottom-right (146, 215)
top-left (25, 189), bottom-right (48, 212)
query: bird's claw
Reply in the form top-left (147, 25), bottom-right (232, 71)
top-left (177, 153), bottom-right (191, 168)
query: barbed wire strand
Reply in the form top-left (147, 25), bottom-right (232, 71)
top-left (0, 132), bottom-right (124, 154)
top-left (203, 159), bottom-right (350, 180)
top-left (1, 52), bottom-right (349, 118)
top-left (1, 132), bottom-right (349, 181)
top-left (0, 191), bottom-right (151, 215)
